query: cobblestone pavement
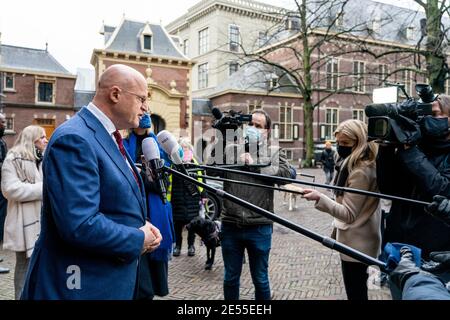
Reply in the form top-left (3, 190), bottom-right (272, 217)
top-left (0, 168), bottom-right (391, 300)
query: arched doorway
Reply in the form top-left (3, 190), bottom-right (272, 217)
top-left (151, 114), bottom-right (166, 135)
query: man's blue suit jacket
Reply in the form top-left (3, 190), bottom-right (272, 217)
top-left (21, 107), bottom-right (146, 299)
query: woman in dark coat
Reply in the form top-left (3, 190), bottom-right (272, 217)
top-left (171, 137), bottom-right (203, 257)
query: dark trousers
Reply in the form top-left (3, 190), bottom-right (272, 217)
top-left (323, 168), bottom-right (334, 185)
top-left (135, 253), bottom-right (169, 300)
top-left (341, 260), bottom-right (369, 300)
top-left (221, 223), bottom-right (272, 300)
top-left (0, 193), bottom-right (7, 241)
top-left (174, 220), bottom-right (195, 248)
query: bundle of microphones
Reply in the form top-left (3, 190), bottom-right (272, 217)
top-left (141, 130), bottom-right (198, 204)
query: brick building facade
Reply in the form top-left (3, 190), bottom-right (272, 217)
top-left (0, 42), bottom-right (76, 147)
top-left (91, 18), bottom-right (193, 136)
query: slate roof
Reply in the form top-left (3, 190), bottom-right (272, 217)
top-left (104, 19), bottom-right (186, 59)
top-left (209, 61), bottom-right (301, 97)
top-left (0, 44), bottom-right (72, 75)
top-left (270, 0), bottom-right (449, 47)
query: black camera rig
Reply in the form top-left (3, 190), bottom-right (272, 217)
top-left (365, 83), bottom-right (436, 145)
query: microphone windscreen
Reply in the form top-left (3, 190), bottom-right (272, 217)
top-left (212, 107), bottom-right (223, 120)
top-left (142, 137), bottom-right (160, 161)
top-left (157, 130), bottom-right (178, 154)
top-left (157, 130), bottom-right (183, 164)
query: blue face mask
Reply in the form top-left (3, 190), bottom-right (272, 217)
top-left (245, 126), bottom-right (261, 145)
top-left (139, 113), bottom-right (152, 129)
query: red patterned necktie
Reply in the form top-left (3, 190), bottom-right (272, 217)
top-left (113, 130), bottom-right (141, 189)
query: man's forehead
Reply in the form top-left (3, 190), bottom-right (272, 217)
top-left (252, 113), bottom-right (265, 123)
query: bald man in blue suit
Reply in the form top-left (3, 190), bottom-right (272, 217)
top-left (21, 65), bottom-right (162, 300)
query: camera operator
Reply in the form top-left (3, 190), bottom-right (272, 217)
top-left (377, 94), bottom-right (450, 299)
top-left (211, 109), bottom-right (294, 300)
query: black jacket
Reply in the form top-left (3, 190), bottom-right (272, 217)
top-left (320, 149), bottom-right (336, 171)
top-left (377, 145), bottom-right (450, 259)
top-left (171, 167), bottom-right (201, 223)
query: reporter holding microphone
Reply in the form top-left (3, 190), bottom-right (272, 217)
top-left (302, 119), bottom-right (381, 301)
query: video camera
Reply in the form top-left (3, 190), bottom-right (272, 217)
top-left (212, 107), bottom-right (252, 132)
top-left (365, 84), bottom-right (436, 145)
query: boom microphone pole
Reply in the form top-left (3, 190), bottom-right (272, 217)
top-left (166, 166), bottom-right (387, 271)
top-left (192, 164), bottom-right (430, 207)
top-left (191, 173), bottom-right (306, 195)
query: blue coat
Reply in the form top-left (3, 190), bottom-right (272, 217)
top-left (21, 107), bottom-right (146, 300)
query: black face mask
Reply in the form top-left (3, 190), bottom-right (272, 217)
top-left (421, 116), bottom-right (449, 138)
top-left (337, 145), bottom-right (353, 159)
top-left (0, 127), bottom-right (5, 138)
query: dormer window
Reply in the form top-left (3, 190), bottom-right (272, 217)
top-left (285, 16), bottom-right (300, 31)
top-left (266, 73), bottom-right (279, 89)
top-left (143, 35), bottom-right (152, 50)
top-left (140, 23), bottom-right (153, 53)
top-left (372, 19), bottom-right (381, 35)
top-left (406, 26), bottom-right (415, 40)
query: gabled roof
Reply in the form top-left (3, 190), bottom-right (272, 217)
top-left (104, 19), bottom-right (186, 59)
top-left (209, 61), bottom-right (301, 98)
top-left (0, 44), bottom-right (72, 76)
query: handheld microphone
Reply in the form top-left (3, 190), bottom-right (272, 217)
top-left (212, 107), bottom-right (223, 120)
top-left (142, 137), bottom-right (168, 203)
top-left (157, 130), bottom-right (199, 196)
top-left (156, 130), bottom-right (184, 165)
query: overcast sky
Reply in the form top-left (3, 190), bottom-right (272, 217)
top-left (0, 0), bottom-right (420, 74)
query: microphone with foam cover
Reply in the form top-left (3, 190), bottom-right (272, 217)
top-left (157, 130), bottom-right (183, 165)
top-left (142, 137), bottom-right (167, 203)
top-left (157, 130), bottom-right (199, 196)
top-left (212, 107), bottom-right (223, 120)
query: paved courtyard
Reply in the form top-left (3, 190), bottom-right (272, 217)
top-left (0, 168), bottom-right (391, 300)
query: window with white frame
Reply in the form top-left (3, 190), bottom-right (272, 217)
top-left (248, 102), bottom-right (262, 113)
top-left (279, 105), bottom-right (293, 140)
top-left (399, 69), bottom-right (412, 96)
top-left (229, 61), bottom-right (239, 76)
top-left (336, 12), bottom-right (344, 27)
top-left (353, 109), bottom-right (365, 122)
top-left (198, 63), bottom-right (208, 89)
top-left (378, 64), bottom-right (388, 85)
top-left (37, 80), bottom-right (54, 103)
top-left (406, 26), bottom-right (415, 40)
top-left (4, 73), bottom-right (14, 90)
top-left (353, 61), bottom-right (365, 93)
top-left (183, 39), bottom-right (189, 56)
top-left (372, 19), bottom-right (381, 35)
top-left (143, 35), bottom-right (152, 51)
top-left (198, 28), bottom-right (209, 55)
top-left (285, 149), bottom-right (293, 160)
top-left (229, 25), bottom-right (240, 52)
top-left (258, 31), bottom-right (268, 48)
top-left (326, 58), bottom-right (338, 90)
top-left (5, 117), bottom-right (14, 131)
top-left (323, 108), bottom-right (338, 140)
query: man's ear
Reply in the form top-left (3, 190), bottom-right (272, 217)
top-left (110, 86), bottom-right (120, 103)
